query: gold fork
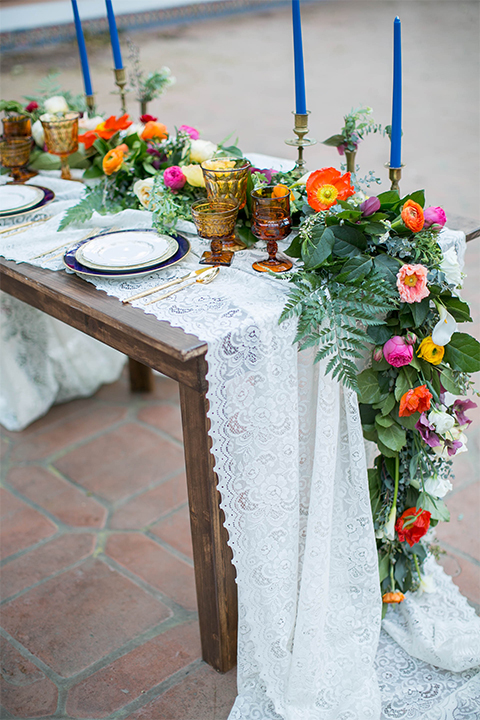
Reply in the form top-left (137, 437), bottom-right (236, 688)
top-left (0, 218), bottom-right (48, 237)
top-left (30, 227), bottom-right (103, 261)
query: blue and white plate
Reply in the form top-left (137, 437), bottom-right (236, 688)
top-left (63, 229), bottom-right (191, 279)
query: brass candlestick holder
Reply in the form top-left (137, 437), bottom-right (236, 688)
top-left (113, 68), bottom-right (127, 114)
top-left (285, 112), bottom-right (317, 176)
top-left (85, 94), bottom-right (96, 116)
top-left (385, 163), bottom-right (404, 194)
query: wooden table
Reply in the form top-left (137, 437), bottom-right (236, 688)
top-left (1, 216), bottom-right (478, 674)
top-left (0, 257), bottom-right (238, 673)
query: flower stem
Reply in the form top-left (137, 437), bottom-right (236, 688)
top-left (390, 561), bottom-right (396, 593)
top-left (413, 553), bottom-right (422, 580)
top-left (392, 453), bottom-right (400, 510)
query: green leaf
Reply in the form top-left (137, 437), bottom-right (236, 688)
top-left (337, 255), bottom-right (373, 282)
top-left (82, 165), bottom-right (104, 179)
top-left (395, 368), bottom-right (412, 401)
top-left (375, 414), bottom-right (394, 428)
top-left (411, 298), bottom-right (430, 327)
top-left (365, 221), bottom-right (387, 236)
top-left (378, 553), bottom-right (390, 584)
top-left (285, 233), bottom-right (302, 258)
top-left (439, 367), bottom-right (464, 394)
top-left (376, 421), bottom-right (406, 452)
top-left (322, 134), bottom-right (345, 147)
top-left (444, 332), bottom-right (480, 373)
top-left (401, 189), bottom-right (425, 208)
top-left (397, 413), bottom-right (419, 430)
top-left (359, 403), bottom-right (378, 426)
top-left (373, 254), bottom-right (401, 288)
top-left (377, 438), bottom-right (399, 458)
top-left (367, 324), bottom-right (392, 344)
top-left (377, 190), bottom-right (400, 207)
top-left (303, 227), bottom-right (335, 269)
top-left (357, 369), bottom-right (382, 404)
top-left (380, 392), bottom-right (396, 416)
top-left (417, 493), bottom-right (450, 522)
top-left (236, 225), bottom-right (257, 248)
top-left (439, 294), bottom-right (473, 322)
top-left (331, 225), bottom-right (367, 258)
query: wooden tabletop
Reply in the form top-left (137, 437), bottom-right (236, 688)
top-left (0, 257), bottom-right (209, 393)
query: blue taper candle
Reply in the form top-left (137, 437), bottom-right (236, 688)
top-left (292, 0), bottom-right (307, 114)
top-left (71, 0), bottom-right (93, 96)
top-left (105, 0), bottom-right (123, 70)
top-left (390, 16), bottom-right (402, 168)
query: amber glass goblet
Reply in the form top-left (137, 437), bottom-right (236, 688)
top-left (191, 199), bottom-right (239, 267)
top-left (0, 136), bottom-right (34, 183)
top-left (201, 157), bottom-right (251, 250)
top-left (2, 115), bottom-right (32, 137)
top-left (41, 112), bottom-right (79, 181)
top-left (251, 185), bottom-right (293, 273)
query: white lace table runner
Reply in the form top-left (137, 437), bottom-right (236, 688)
top-left (0, 174), bottom-right (479, 719)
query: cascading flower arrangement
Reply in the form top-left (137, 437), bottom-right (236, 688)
top-left (280, 167), bottom-right (479, 609)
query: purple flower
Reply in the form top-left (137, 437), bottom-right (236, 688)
top-left (415, 414), bottom-right (441, 448)
top-left (251, 167), bottom-right (277, 183)
top-left (178, 125), bottom-right (199, 140)
top-left (383, 336), bottom-right (413, 367)
top-left (152, 159), bottom-right (162, 170)
top-left (163, 165), bottom-right (187, 191)
top-left (444, 438), bottom-right (463, 456)
top-left (453, 398), bottom-right (477, 427)
top-left (360, 196), bottom-right (381, 217)
top-left (147, 147), bottom-right (162, 158)
top-left (423, 206), bottom-right (447, 230)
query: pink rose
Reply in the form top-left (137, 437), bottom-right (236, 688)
top-left (383, 336), bottom-right (414, 367)
top-left (179, 125), bottom-right (200, 140)
top-left (423, 206), bottom-right (446, 230)
top-left (396, 264), bottom-right (430, 304)
top-left (373, 346), bottom-right (384, 362)
top-left (163, 166), bottom-right (186, 191)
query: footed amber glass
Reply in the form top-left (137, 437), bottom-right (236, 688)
top-left (191, 199), bottom-right (239, 267)
top-left (41, 112), bottom-right (79, 181)
top-left (0, 136), bottom-right (34, 183)
top-left (201, 157), bottom-right (251, 250)
top-left (251, 185), bottom-right (293, 273)
top-left (2, 115), bottom-right (32, 137)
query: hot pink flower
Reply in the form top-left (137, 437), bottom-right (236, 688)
top-left (179, 125), bottom-right (200, 140)
top-left (423, 206), bottom-right (446, 230)
top-left (383, 336), bottom-right (414, 367)
top-left (163, 165), bottom-right (186, 191)
top-left (396, 264), bottom-right (430, 304)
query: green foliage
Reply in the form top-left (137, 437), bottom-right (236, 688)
top-left (58, 184), bottom-right (106, 230)
top-left (322, 106), bottom-right (383, 153)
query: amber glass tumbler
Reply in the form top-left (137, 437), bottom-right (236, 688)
top-left (191, 198), bottom-right (239, 267)
top-left (2, 115), bottom-right (32, 137)
top-left (0, 137), bottom-right (34, 183)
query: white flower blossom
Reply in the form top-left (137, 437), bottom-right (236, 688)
top-left (133, 178), bottom-right (154, 209)
top-left (417, 574), bottom-right (436, 595)
top-left (32, 119), bottom-right (44, 148)
top-left (432, 305), bottom-right (457, 346)
top-left (440, 247), bottom-right (463, 294)
top-left (428, 409), bottom-right (455, 435)
top-left (78, 115), bottom-right (103, 131)
top-left (423, 475), bottom-right (452, 498)
top-left (189, 139), bottom-right (217, 164)
top-left (44, 95), bottom-right (69, 114)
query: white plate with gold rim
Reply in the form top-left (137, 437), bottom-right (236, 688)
top-left (76, 229), bottom-right (178, 271)
top-left (0, 185), bottom-right (45, 215)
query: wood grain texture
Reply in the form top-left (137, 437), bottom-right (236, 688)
top-left (0, 259), bottom-right (209, 392)
top-left (128, 359), bottom-right (155, 393)
top-left (180, 384), bottom-right (238, 672)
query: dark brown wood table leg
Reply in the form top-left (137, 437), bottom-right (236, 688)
top-left (179, 384), bottom-right (238, 673)
top-left (128, 358), bottom-right (155, 392)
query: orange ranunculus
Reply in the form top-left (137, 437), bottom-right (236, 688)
top-left (116, 143), bottom-right (129, 154)
top-left (306, 167), bottom-right (355, 212)
top-left (395, 507), bottom-right (431, 547)
top-left (78, 130), bottom-right (98, 150)
top-left (399, 384), bottom-right (432, 417)
top-left (401, 199), bottom-right (424, 233)
top-left (382, 591), bottom-right (405, 604)
top-left (102, 146), bottom-right (125, 175)
top-left (141, 121), bottom-right (168, 141)
top-left (95, 114), bottom-right (132, 140)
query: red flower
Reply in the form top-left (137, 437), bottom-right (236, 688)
top-left (140, 114), bottom-right (158, 123)
top-left (399, 385), bottom-right (432, 417)
top-left (395, 507), bottom-right (431, 546)
top-left (25, 101), bottom-right (39, 113)
top-left (306, 167), bottom-right (355, 211)
top-left (95, 114), bottom-right (132, 140)
top-left (78, 130), bottom-right (98, 150)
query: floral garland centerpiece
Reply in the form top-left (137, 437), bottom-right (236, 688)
top-left (280, 166), bottom-right (479, 608)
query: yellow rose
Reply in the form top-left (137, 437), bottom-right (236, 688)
top-left (133, 178), bottom-right (154, 209)
top-left (182, 164), bottom-right (206, 188)
top-left (189, 139), bottom-right (217, 164)
top-left (417, 336), bottom-right (445, 365)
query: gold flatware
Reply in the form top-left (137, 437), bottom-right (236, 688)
top-left (143, 266), bottom-right (220, 305)
top-left (0, 217), bottom-right (48, 236)
top-left (123, 267), bottom-right (212, 304)
top-left (30, 227), bottom-right (102, 260)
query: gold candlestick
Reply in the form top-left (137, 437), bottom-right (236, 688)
top-left (385, 163), bottom-right (404, 194)
top-left (285, 112), bottom-right (317, 176)
top-left (113, 67), bottom-right (127, 114)
top-left (85, 94), bottom-right (96, 116)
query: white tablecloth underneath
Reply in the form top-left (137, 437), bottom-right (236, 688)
top-left (0, 172), bottom-right (479, 719)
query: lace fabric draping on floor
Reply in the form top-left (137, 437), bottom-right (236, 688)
top-left (0, 175), bottom-right (125, 431)
top-left (0, 173), bottom-right (479, 718)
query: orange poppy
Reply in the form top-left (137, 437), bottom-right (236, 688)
top-left (141, 121), bottom-right (168, 141)
top-left (401, 200), bottom-right (424, 233)
top-left (399, 384), bottom-right (433, 417)
top-left (306, 167), bottom-right (355, 212)
top-left (95, 114), bottom-right (132, 140)
top-left (102, 146), bottom-right (125, 175)
top-left (78, 130), bottom-right (98, 150)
